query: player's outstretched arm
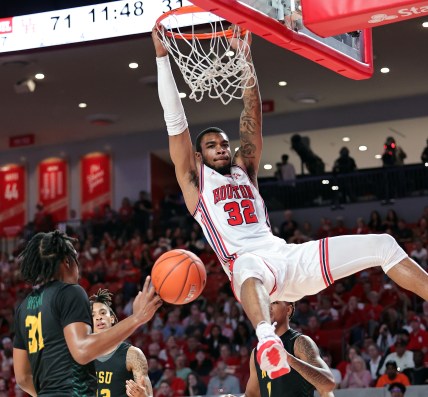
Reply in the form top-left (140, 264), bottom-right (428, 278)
top-left (244, 349), bottom-right (262, 397)
top-left (288, 335), bottom-right (336, 394)
top-left (231, 30), bottom-right (262, 187)
top-left (64, 277), bottom-right (162, 365)
top-left (12, 348), bottom-right (37, 396)
top-left (152, 26), bottom-right (199, 212)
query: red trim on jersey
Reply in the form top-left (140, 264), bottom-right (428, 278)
top-left (199, 208), bottom-right (228, 264)
top-left (325, 237), bottom-right (334, 284)
top-left (200, 195), bottom-right (235, 261)
top-left (319, 239), bottom-right (329, 288)
top-left (319, 238), bottom-right (334, 287)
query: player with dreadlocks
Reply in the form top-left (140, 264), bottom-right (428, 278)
top-left (13, 231), bottom-right (162, 397)
top-left (90, 288), bottom-right (152, 397)
top-left (245, 301), bottom-right (336, 397)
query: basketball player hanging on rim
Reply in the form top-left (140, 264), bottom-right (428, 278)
top-left (152, 25), bottom-right (428, 379)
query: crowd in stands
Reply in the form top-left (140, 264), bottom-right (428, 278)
top-left (0, 194), bottom-right (428, 396)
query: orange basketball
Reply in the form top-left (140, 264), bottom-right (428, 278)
top-left (151, 249), bottom-right (207, 305)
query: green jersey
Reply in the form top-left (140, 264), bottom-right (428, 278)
top-left (95, 342), bottom-right (132, 397)
top-left (14, 280), bottom-right (96, 396)
top-left (255, 328), bottom-right (315, 397)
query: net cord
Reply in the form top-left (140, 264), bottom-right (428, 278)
top-left (156, 13), bottom-right (257, 105)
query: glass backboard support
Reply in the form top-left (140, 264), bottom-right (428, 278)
top-left (189, 0), bottom-right (373, 80)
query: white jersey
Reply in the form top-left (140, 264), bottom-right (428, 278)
top-left (192, 167), bottom-right (407, 303)
top-left (193, 163), bottom-right (284, 276)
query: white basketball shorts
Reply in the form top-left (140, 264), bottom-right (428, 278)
top-left (230, 234), bottom-right (407, 302)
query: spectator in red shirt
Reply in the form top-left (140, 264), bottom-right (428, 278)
top-left (347, 271), bottom-right (371, 302)
top-left (341, 296), bottom-right (366, 346)
top-left (337, 345), bottom-right (361, 378)
top-left (182, 335), bottom-right (203, 363)
top-left (407, 316), bottom-right (428, 353)
top-left (378, 282), bottom-right (411, 313)
top-left (316, 295), bottom-right (339, 325)
top-left (305, 315), bottom-right (322, 345)
top-left (316, 217), bottom-right (332, 240)
top-left (215, 344), bottom-right (240, 369)
top-left (365, 290), bottom-right (384, 337)
top-left (331, 216), bottom-right (350, 236)
top-left (352, 217), bottom-right (370, 235)
top-left (155, 380), bottom-right (173, 397)
top-left (155, 362), bottom-right (186, 397)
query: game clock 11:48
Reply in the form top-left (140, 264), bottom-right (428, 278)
top-left (0, 0), bottom-right (192, 53)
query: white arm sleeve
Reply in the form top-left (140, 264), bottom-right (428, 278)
top-left (156, 55), bottom-right (188, 136)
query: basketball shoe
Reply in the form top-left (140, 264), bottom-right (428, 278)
top-left (256, 324), bottom-right (290, 379)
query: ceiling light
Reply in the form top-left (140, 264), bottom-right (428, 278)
top-left (375, 154), bottom-right (382, 159)
top-left (322, 180), bottom-right (330, 185)
top-left (278, 81), bottom-right (287, 86)
top-left (78, 103), bottom-right (87, 108)
top-left (422, 22), bottom-right (428, 28)
top-left (425, 162), bottom-right (428, 167)
top-left (178, 92), bottom-right (187, 98)
top-left (235, 147), bottom-right (239, 152)
top-left (359, 145), bottom-right (368, 151)
top-left (129, 62), bottom-right (139, 69)
top-left (332, 186), bottom-right (339, 191)
top-left (226, 50), bottom-right (234, 57)
top-left (86, 113), bottom-right (118, 125)
top-left (290, 92), bottom-right (320, 104)
top-left (35, 73), bottom-right (45, 80)
top-left (299, 97), bottom-right (318, 104)
top-left (264, 164), bottom-right (272, 170)
top-left (342, 137), bottom-right (350, 142)
top-left (380, 67), bottom-right (390, 74)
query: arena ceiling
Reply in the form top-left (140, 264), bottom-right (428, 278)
top-left (1, 1), bottom-right (428, 174)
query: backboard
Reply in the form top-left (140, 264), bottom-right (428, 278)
top-left (189, 0), bottom-right (373, 80)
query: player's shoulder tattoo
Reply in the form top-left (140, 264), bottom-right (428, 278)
top-left (294, 335), bottom-right (319, 362)
top-left (127, 346), bottom-right (147, 374)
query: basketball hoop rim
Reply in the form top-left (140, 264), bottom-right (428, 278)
top-left (156, 5), bottom-right (247, 40)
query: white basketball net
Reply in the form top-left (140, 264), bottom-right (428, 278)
top-left (156, 10), bottom-right (256, 105)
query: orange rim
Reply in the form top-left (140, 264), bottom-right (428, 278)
top-left (156, 5), bottom-right (246, 40)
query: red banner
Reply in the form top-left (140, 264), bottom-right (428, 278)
top-left (38, 157), bottom-right (68, 223)
top-left (80, 152), bottom-right (112, 220)
top-left (0, 164), bottom-right (26, 237)
top-left (302, 0), bottom-right (428, 37)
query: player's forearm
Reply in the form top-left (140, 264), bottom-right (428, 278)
top-left (16, 375), bottom-right (37, 396)
top-left (67, 315), bottom-right (140, 364)
top-left (241, 77), bottom-right (261, 138)
top-left (288, 355), bottom-right (336, 393)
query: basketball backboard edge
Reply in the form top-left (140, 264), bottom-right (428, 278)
top-left (189, 0), bottom-right (374, 80)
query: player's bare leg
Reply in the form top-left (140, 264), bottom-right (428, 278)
top-left (387, 257), bottom-right (428, 301)
top-left (240, 278), bottom-right (271, 328)
top-left (240, 278), bottom-right (290, 378)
